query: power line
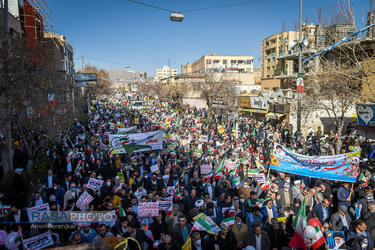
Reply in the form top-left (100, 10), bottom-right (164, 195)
top-left (182, 0), bottom-right (265, 13)
top-left (128, 0), bottom-right (175, 13)
top-left (73, 56), bottom-right (170, 67)
top-left (128, 0), bottom-right (265, 14)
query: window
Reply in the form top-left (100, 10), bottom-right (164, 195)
top-left (231, 60), bottom-right (236, 64)
top-left (238, 60), bottom-right (244, 64)
top-left (213, 60), bottom-right (220, 64)
top-left (206, 59), bottom-right (211, 64)
top-left (61, 46), bottom-right (66, 55)
top-left (267, 67), bottom-right (270, 71)
top-left (246, 60), bottom-right (251, 64)
top-left (61, 61), bottom-right (66, 72)
top-left (254, 71), bottom-right (257, 74)
top-left (223, 60), bottom-right (227, 64)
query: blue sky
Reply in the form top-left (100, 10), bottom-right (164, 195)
top-left (49, 0), bottom-right (369, 76)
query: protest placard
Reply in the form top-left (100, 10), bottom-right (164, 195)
top-left (138, 202), bottom-right (159, 217)
top-left (167, 187), bottom-right (175, 196)
top-left (326, 230), bottom-right (345, 249)
top-left (193, 213), bottom-right (221, 234)
top-left (87, 178), bottom-right (104, 190)
top-left (118, 172), bottom-right (124, 182)
top-left (200, 135), bottom-right (208, 142)
top-left (23, 231), bottom-right (53, 250)
top-left (150, 165), bottom-right (159, 173)
top-left (27, 203), bottom-right (50, 222)
top-left (76, 192), bottom-right (94, 211)
top-left (200, 165), bottom-right (212, 175)
top-left (157, 201), bottom-right (171, 211)
top-left (224, 160), bottom-right (236, 171)
top-left (217, 125), bottom-right (224, 134)
top-left (161, 196), bottom-right (173, 202)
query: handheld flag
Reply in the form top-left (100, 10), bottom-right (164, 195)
top-left (289, 199), bottom-right (307, 250)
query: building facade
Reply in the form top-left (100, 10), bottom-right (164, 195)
top-left (155, 65), bottom-right (178, 80)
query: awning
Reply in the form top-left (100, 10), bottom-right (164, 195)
top-left (266, 112), bottom-right (286, 119)
top-left (238, 108), bottom-right (268, 114)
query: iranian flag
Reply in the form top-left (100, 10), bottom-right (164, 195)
top-left (241, 133), bottom-right (247, 140)
top-left (120, 136), bottom-right (130, 145)
top-left (90, 154), bottom-right (95, 162)
top-left (240, 158), bottom-right (249, 165)
top-left (221, 216), bottom-right (235, 228)
top-left (227, 203), bottom-right (236, 218)
top-left (166, 113), bottom-right (175, 122)
top-left (192, 217), bottom-right (212, 232)
top-left (193, 150), bottom-right (203, 157)
top-left (75, 164), bottom-right (83, 179)
top-left (67, 150), bottom-right (74, 158)
top-left (109, 148), bottom-right (115, 154)
top-left (174, 181), bottom-right (181, 199)
top-left (155, 153), bottom-right (160, 161)
top-left (176, 118), bottom-right (183, 127)
top-left (118, 204), bottom-right (126, 217)
top-left (167, 202), bottom-right (173, 215)
top-left (248, 168), bottom-right (260, 175)
top-left (14, 226), bottom-right (22, 244)
top-left (204, 171), bottom-right (214, 179)
top-left (289, 199), bottom-right (307, 250)
top-left (261, 178), bottom-right (270, 191)
top-left (359, 173), bottom-right (368, 186)
top-left (207, 147), bottom-right (217, 155)
top-left (212, 158), bottom-right (225, 179)
top-left (153, 240), bottom-right (159, 248)
top-left (311, 225), bottom-right (325, 250)
top-left (233, 176), bottom-right (241, 189)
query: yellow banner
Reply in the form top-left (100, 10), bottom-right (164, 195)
top-left (217, 125), bottom-right (224, 134)
top-left (135, 118), bottom-right (139, 124)
top-left (181, 237), bottom-right (191, 250)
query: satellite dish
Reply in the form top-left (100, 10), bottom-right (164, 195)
top-left (302, 38), bottom-right (309, 47)
top-left (289, 41), bottom-right (297, 50)
top-left (170, 13), bottom-right (184, 22)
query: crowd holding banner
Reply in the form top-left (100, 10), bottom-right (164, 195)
top-left (0, 93), bottom-right (374, 250)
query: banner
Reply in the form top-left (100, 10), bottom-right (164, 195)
top-left (217, 125), bottom-right (224, 134)
top-left (109, 131), bottom-right (164, 154)
top-left (87, 178), bottom-right (104, 190)
top-left (200, 135), bottom-right (208, 142)
top-left (150, 165), bottom-right (159, 173)
top-left (23, 231), bottom-right (53, 250)
top-left (76, 191), bottom-right (94, 211)
top-left (167, 187), bottom-right (175, 196)
top-left (270, 143), bottom-right (360, 182)
top-left (27, 203), bottom-right (50, 222)
top-left (200, 165), bottom-right (212, 175)
top-left (118, 126), bottom-right (137, 134)
top-left (138, 202), bottom-right (159, 217)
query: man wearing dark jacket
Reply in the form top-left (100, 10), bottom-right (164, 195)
top-left (172, 215), bottom-right (191, 248)
top-left (313, 199), bottom-right (331, 224)
top-left (123, 221), bottom-right (153, 249)
top-left (244, 223), bottom-right (271, 250)
top-left (265, 218), bottom-right (285, 250)
top-left (330, 205), bottom-right (352, 231)
top-left (346, 219), bottom-right (372, 250)
top-left (213, 225), bottom-right (238, 250)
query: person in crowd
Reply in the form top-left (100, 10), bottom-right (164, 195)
top-left (330, 205), bottom-right (352, 231)
top-left (244, 222), bottom-right (271, 250)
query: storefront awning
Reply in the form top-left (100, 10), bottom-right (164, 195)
top-left (238, 108), bottom-right (268, 114)
top-left (266, 112), bottom-right (286, 119)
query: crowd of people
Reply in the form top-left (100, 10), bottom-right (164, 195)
top-left (1, 94), bottom-right (375, 250)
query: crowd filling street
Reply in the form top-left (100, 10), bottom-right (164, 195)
top-left (1, 94), bottom-right (375, 250)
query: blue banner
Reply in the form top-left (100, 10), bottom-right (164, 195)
top-left (326, 230), bottom-right (345, 249)
top-left (270, 143), bottom-right (360, 182)
top-left (357, 104), bottom-right (375, 127)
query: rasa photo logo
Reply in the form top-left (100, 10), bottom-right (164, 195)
top-left (29, 211), bottom-right (116, 223)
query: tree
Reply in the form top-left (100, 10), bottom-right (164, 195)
top-left (190, 72), bottom-right (237, 113)
top-left (0, 36), bottom-right (74, 174)
top-left (304, 59), bottom-right (362, 153)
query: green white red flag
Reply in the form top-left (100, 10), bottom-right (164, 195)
top-left (174, 181), bottom-right (181, 199)
top-left (358, 173), bottom-right (368, 186)
top-left (167, 202), bottom-right (173, 215)
top-left (261, 178), bottom-right (270, 191)
top-left (192, 217), bottom-right (213, 232)
top-left (311, 225), bottom-right (325, 250)
top-left (221, 215), bottom-right (235, 228)
top-left (289, 199), bottom-right (307, 250)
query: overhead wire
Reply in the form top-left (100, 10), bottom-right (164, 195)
top-left (127, 0), bottom-right (266, 14)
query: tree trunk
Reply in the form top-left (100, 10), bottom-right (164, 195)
top-left (336, 120), bottom-right (344, 154)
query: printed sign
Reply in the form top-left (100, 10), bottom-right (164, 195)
top-left (23, 231), bottom-right (54, 250)
top-left (138, 202), bottom-right (159, 217)
top-left (224, 160), bottom-right (236, 171)
top-left (76, 191), bottom-right (94, 211)
top-left (167, 187), bottom-right (175, 196)
top-left (200, 135), bottom-right (208, 142)
top-left (134, 118), bottom-right (139, 124)
top-left (161, 196), bottom-right (173, 202)
top-left (217, 125), bottom-right (224, 134)
top-left (118, 172), bottom-right (125, 182)
top-left (200, 165), bottom-right (212, 175)
top-left (27, 203), bottom-right (50, 222)
top-left (87, 178), bottom-right (104, 190)
top-left (150, 164), bottom-right (159, 173)
top-left (250, 96), bottom-right (268, 110)
top-left (193, 213), bottom-right (220, 234)
top-left (157, 201), bottom-right (171, 211)
top-left (357, 104), bottom-right (375, 126)
top-left (326, 230), bottom-right (345, 249)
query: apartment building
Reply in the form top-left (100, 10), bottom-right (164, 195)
top-left (155, 65), bottom-right (178, 80)
top-left (183, 54), bottom-right (254, 75)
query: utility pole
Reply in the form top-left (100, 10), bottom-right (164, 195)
top-left (3, 0), bottom-right (13, 172)
top-left (296, 0), bottom-right (303, 141)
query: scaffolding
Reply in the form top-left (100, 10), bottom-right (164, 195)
top-left (21, 0), bottom-right (53, 33)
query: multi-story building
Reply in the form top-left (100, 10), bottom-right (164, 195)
top-left (155, 65), bottom-right (178, 80)
top-left (181, 63), bottom-right (192, 75)
top-left (184, 54), bottom-right (254, 75)
top-left (44, 32), bottom-right (75, 77)
top-left (253, 68), bottom-right (262, 84)
top-left (261, 30), bottom-right (299, 79)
